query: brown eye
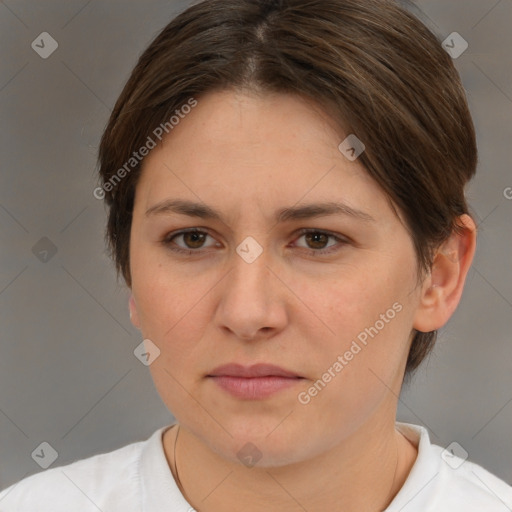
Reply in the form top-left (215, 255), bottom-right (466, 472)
top-left (304, 232), bottom-right (330, 249)
top-left (293, 229), bottom-right (349, 255)
top-left (181, 231), bottom-right (207, 249)
top-left (163, 229), bottom-right (217, 254)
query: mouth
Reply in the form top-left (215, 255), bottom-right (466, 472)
top-left (206, 363), bottom-right (305, 400)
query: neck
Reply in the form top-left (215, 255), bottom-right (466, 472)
top-left (164, 417), bottom-right (418, 512)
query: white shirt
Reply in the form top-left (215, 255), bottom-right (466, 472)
top-left (1, 422), bottom-right (511, 511)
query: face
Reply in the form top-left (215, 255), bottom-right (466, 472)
top-left (129, 89), bottom-right (425, 466)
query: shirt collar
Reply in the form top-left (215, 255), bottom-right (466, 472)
top-left (385, 422), bottom-right (442, 511)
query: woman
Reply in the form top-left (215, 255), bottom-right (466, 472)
top-left (1, 0), bottom-right (511, 510)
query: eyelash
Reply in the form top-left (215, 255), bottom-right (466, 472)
top-left (161, 228), bottom-right (349, 256)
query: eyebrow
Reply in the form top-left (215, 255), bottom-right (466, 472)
top-left (145, 199), bottom-right (375, 223)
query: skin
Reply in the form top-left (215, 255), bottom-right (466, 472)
top-left (128, 89), bottom-right (476, 511)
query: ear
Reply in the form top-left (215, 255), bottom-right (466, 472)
top-left (129, 293), bottom-right (141, 330)
top-left (413, 214), bottom-right (477, 333)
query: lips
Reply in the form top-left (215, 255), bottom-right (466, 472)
top-left (207, 363), bottom-right (304, 400)
top-left (207, 363), bottom-right (301, 378)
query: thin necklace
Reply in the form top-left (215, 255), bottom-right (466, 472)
top-left (173, 425), bottom-right (184, 495)
top-left (172, 425), bottom-right (400, 511)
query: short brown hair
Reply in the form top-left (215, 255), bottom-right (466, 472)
top-left (97, 0), bottom-right (477, 377)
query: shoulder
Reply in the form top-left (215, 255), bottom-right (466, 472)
top-left (0, 436), bottom-right (148, 512)
top-left (391, 423), bottom-right (512, 511)
top-left (430, 443), bottom-right (512, 510)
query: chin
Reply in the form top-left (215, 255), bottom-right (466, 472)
top-left (203, 420), bottom-right (316, 468)
top-left (223, 437), bottom-right (311, 469)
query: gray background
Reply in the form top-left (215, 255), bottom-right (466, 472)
top-left (0, 0), bottom-right (511, 492)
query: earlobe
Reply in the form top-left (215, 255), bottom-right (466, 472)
top-left (129, 294), bottom-right (141, 329)
top-left (413, 214), bottom-right (477, 333)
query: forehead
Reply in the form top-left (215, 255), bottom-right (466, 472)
top-left (146, 89), bottom-right (350, 167)
top-left (134, 89), bottom-right (392, 223)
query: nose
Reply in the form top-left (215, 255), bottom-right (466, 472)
top-left (214, 243), bottom-right (288, 341)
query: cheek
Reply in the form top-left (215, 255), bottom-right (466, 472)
top-left (130, 248), bottom-right (223, 379)
top-left (300, 251), bottom-right (416, 392)
top-left (295, 289), bottom-right (412, 437)
top-left (305, 255), bottom-right (409, 339)
top-left (131, 261), bottom-right (212, 416)
top-left (134, 270), bottom-right (208, 346)
top-left (131, 239), bottom-right (198, 329)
